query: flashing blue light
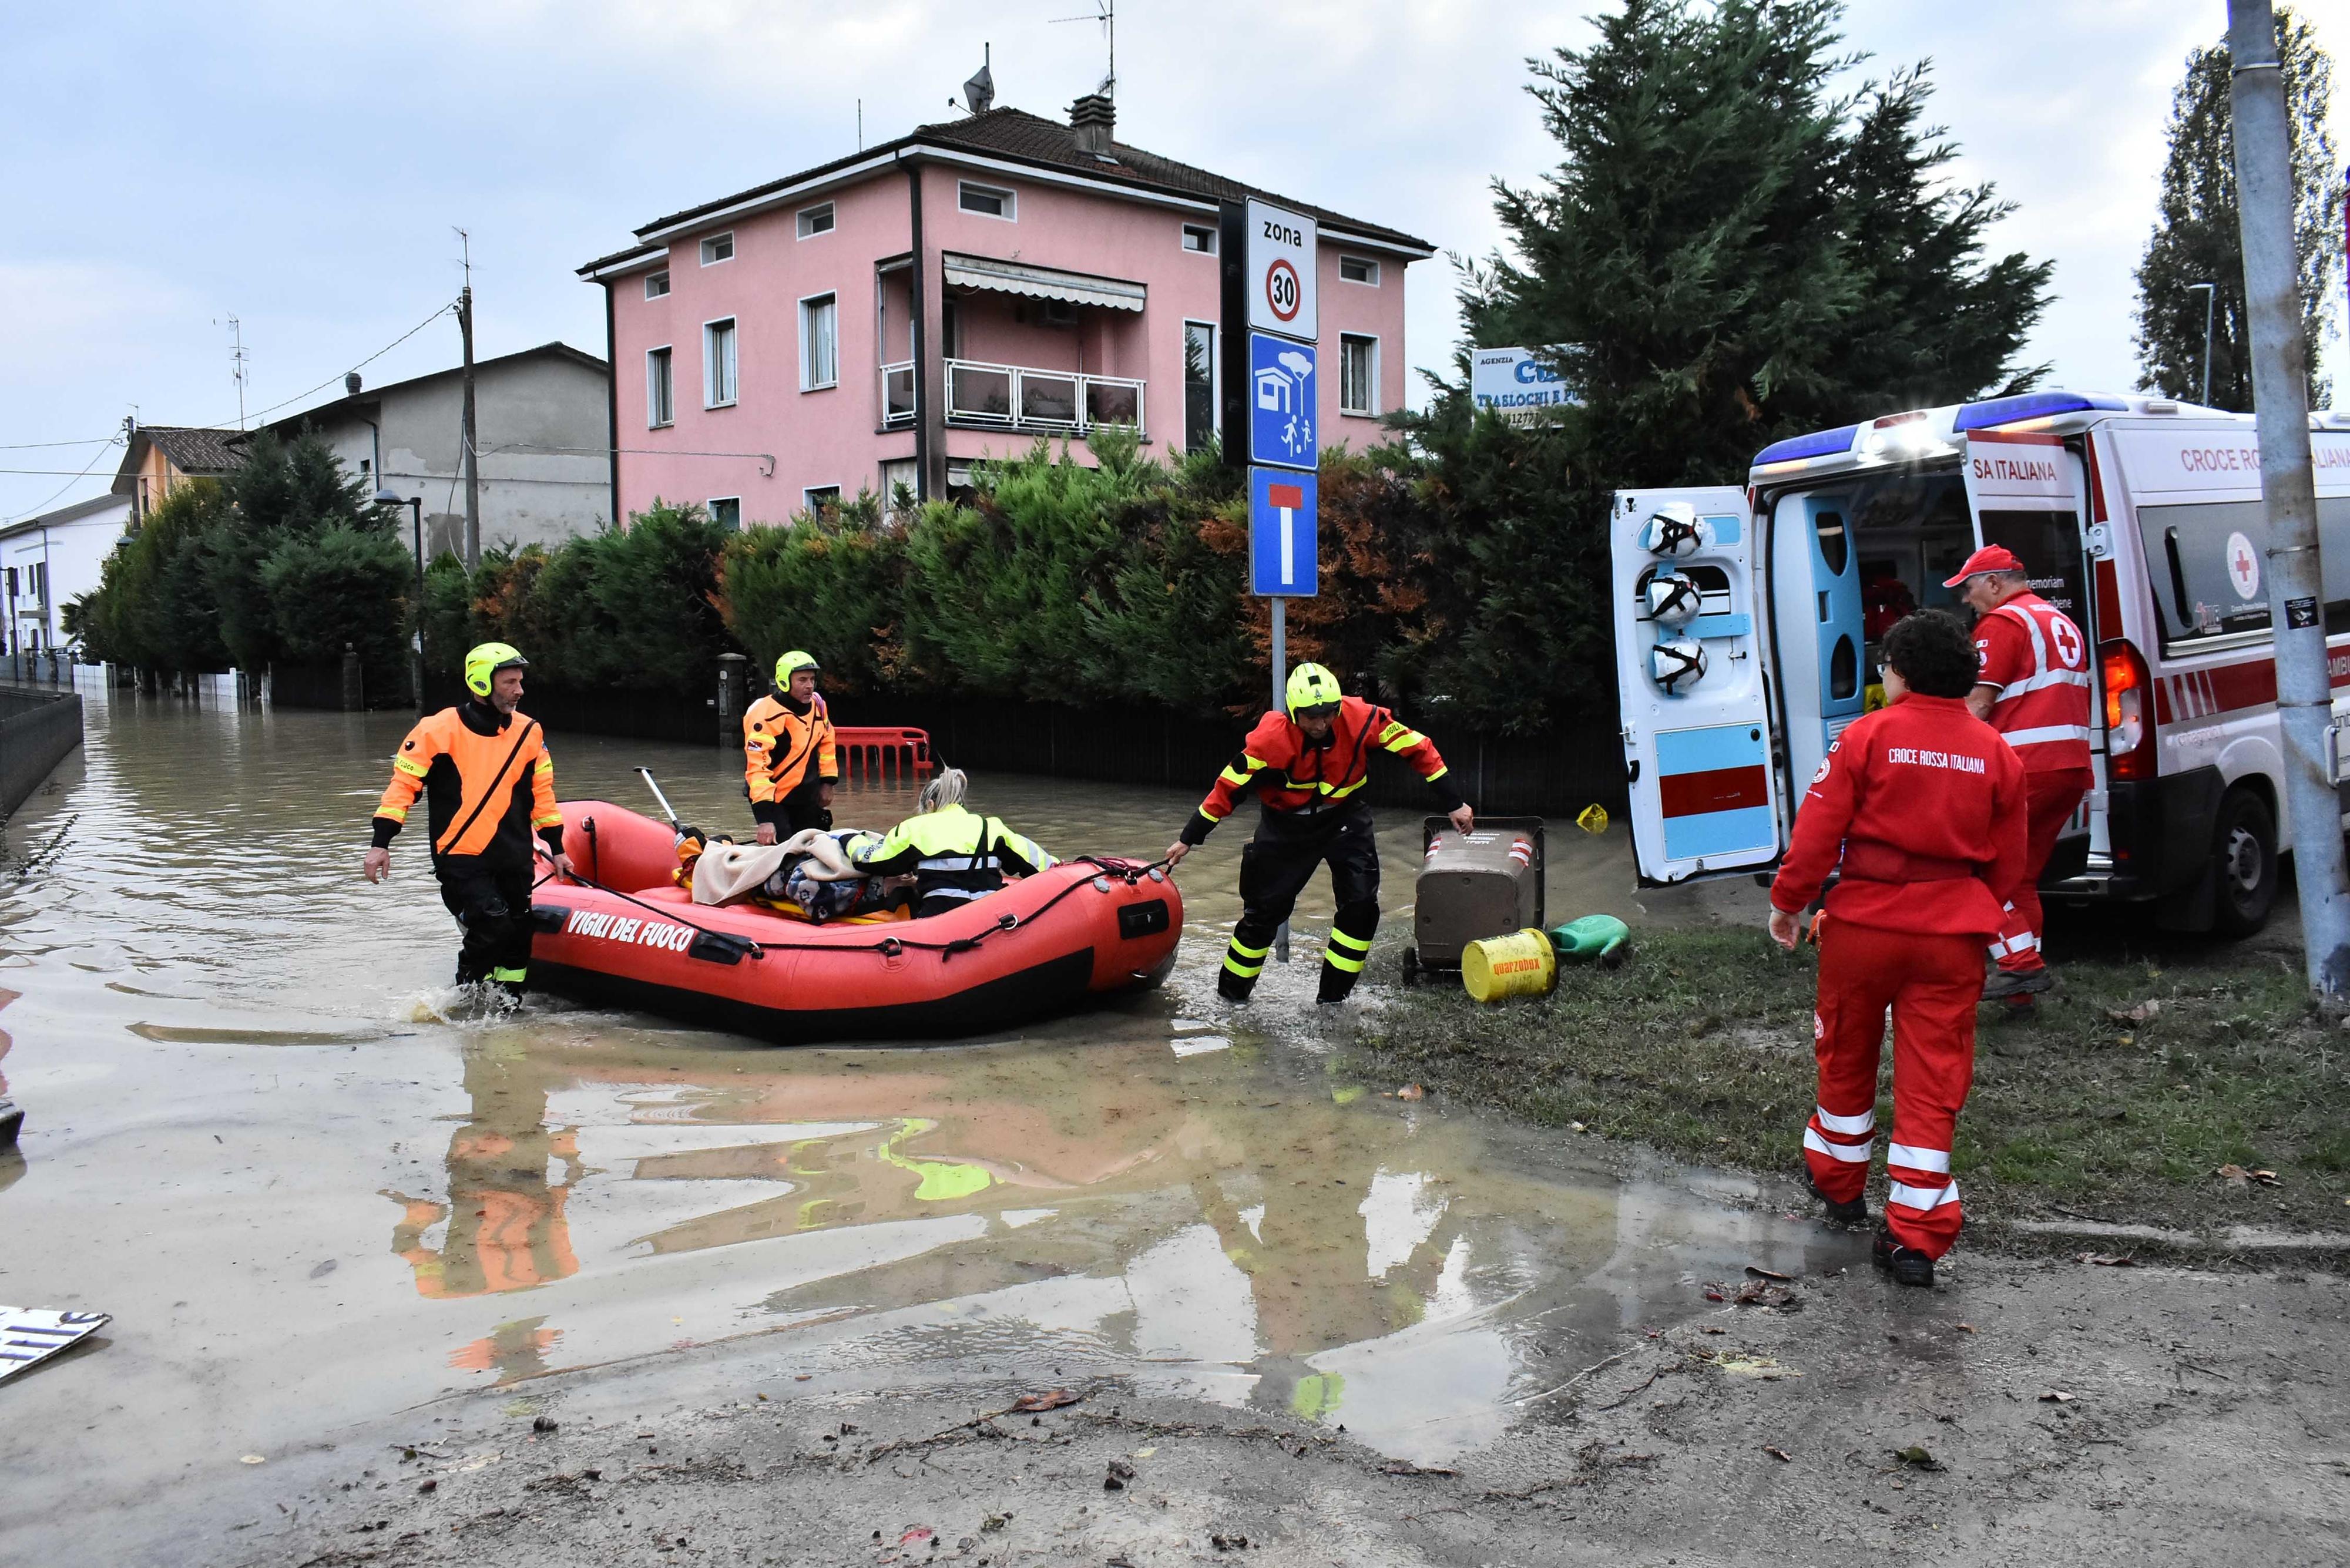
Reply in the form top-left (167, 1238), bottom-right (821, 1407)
top-left (1952, 392), bottom-right (2127, 432)
top-left (1751, 424), bottom-right (1859, 466)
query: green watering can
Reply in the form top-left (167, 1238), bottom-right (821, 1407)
top-left (1549, 914), bottom-right (1630, 966)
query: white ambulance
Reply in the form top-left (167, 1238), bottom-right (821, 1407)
top-left (1613, 390), bottom-right (2350, 935)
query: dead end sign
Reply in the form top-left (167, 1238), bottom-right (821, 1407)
top-left (1250, 467), bottom-right (1318, 597)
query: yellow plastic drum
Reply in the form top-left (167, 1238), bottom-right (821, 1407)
top-left (1461, 928), bottom-right (1557, 1003)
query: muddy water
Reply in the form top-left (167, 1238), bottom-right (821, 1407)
top-left (1, 683), bottom-right (1813, 1556)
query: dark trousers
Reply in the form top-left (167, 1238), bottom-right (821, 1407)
top-left (1220, 803), bottom-right (1382, 1003)
top-left (438, 858), bottom-right (535, 992)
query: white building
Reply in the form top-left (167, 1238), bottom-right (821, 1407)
top-left (260, 342), bottom-right (613, 556)
top-left (0, 491), bottom-right (132, 655)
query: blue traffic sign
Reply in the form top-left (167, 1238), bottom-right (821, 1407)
top-left (1250, 466), bottom-right (1317, 597)
top-left (1248, 333), bottom-right (1317, 472)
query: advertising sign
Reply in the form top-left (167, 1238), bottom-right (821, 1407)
top-left (1244, 199), bottom-right (1318, 343)
top-left (1470, 347), bottom-right (1574, 424)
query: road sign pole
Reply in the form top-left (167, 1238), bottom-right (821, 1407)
top-left (1271, 595), bottom-right (1290, 965)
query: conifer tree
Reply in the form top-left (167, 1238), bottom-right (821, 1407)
top-left (2133, 9), bottom-right (2340, 409)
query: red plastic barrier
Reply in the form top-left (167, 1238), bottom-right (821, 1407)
top-left (833, 726), bottom-right (934, 783)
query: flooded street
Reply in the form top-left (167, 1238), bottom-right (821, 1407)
top-left (0, 684), bottom-right (1830, 1564)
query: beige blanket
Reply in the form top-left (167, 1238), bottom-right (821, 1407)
top-left (689, 830), bottom-right (860, 906)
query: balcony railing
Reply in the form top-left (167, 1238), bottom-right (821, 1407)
top-left (878, 359), bottom-right (1144, 438)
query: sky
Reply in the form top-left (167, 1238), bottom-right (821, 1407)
top-left (4, 0), bottom-right (2347, 523)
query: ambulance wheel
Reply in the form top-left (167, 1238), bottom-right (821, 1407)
top-left (2210, 788), bottom-right (2278, 938)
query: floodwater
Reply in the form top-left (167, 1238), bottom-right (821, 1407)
top-left (1, 681), bottom-right (1816, 1562)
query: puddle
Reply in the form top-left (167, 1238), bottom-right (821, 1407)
top-left (0, 686), bottom-right (1811, 1550)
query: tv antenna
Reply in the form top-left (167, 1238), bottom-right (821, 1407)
top-left (1050, 0), bottom-right (1114, 98)
top-left (213, 313), bottom-right (249, 428)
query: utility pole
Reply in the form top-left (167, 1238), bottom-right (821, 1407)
top-left (456, 228), bottom-right (481, 569)
top-left (2228, 0), bottom-right (2350, 997)
top-left (214, 314), bottom-right (249, 428)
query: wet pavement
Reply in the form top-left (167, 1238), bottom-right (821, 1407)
top-left (0, 680), bottom-right (1824, 1564)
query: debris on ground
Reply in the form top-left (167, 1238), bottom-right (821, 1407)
top-left (1762, 1445), bottom-right (1791, 1462)
top-left (2214, 1164), bottom-right (2282, 1186)
top-left (1104, 1459), bottom-right (1135, 1490)
top-left (1010, 1388), bottom-right (1082, 1413)
top-left (1744, 1265), bottom-right (1793, 1282)
top-left (2078, 1253), bottom-right (2137, 1267)
top-left (0, 1306), bottom-right (110, 1386)
top-left (532, 1415), bottom-right (558, 1432)
top-left (2106, 1001), bottom-right (2160, 1024)
top-left (1892, 1446), bottom-right (1944, 1471)
top-left (2039, 1391), bottom-right (2076, 1403)
top-left (1210, 1533), bottom-right (1251, 1551)
top-left (1714, 1355), bottom-right (1797, 1380)
top-left (1395, 1083), bottom-right (1426, 1101)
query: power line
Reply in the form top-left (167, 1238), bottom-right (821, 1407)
top-left (0, 437), bottom-right (118, 451)
top-left (1, 441), bottom-right (122, 525)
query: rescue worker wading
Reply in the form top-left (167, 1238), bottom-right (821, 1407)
top-left (1164, 663), bottom-right (1473, 1006)
top-left (1949, 546), bottom-right (2094, 1001)
top-left (362, 643), bottom-right (575, 996)
top-left (851, 768), bottom-right (1056, 919)
top-left (1770, 612), bottom-right (2029, 1288)
top-left (744, 649), bottom-right (838, 844)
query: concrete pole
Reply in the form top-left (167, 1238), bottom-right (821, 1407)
top-left (2228, 0), bottom-right (2350, 996)
top-left (459, 285), bottom-right (481, 569)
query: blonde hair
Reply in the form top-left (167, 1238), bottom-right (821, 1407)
top-left (918, 767), bottom-right (968, 813)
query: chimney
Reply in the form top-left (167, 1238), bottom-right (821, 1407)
top-left (1069, 93), bottom-right (1114, 156)
top-left (344, 372), bottom-right (363, 397)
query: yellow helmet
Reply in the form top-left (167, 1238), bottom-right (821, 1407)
top-left (464, 641), bottom-right (528, 698)
top-left (1285, 662), bottom-right (1342, 717)
top-left (775, 650), bottom-right (820, 686)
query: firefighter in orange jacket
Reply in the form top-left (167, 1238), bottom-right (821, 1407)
top-left (363, 642), bottom-right (574, 996)
top-left (1164, 663), bottom-right (1473, 1005)
top-left (744, 649), bottom-right (838, 844)
top-left (1769, 612), bottom-right (2029, 1287)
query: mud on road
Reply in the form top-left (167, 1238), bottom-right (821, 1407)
top-left (243, 1254), bottom-right (2345, 1568)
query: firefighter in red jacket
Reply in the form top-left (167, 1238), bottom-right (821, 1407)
top-left (1770, 612), bottom-right (2029, 1287)
top-left (1164, 663), bottom-right (1473, 1005)
top-left (1949, 546), bottom-right (2094, 1000)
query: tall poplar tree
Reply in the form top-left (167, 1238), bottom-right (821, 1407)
top-left (2133, 9), bottom-right (2340, 409)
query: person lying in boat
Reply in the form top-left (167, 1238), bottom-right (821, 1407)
top-left (684, 827), bottom-right (913, 925)
top-left (850, 768), bottom-right (1058, 919)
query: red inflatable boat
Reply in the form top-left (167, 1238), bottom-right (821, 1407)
top-left (528, 803), bottom-right (1183, 1044)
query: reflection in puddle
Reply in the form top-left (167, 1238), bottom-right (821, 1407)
top-left (2, 691), bottom-right (1827, 1515)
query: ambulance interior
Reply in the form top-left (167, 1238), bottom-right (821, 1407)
top-left (1768, 470), bottom-right (1977, 805)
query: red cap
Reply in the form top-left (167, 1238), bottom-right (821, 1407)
top-left (1942, 545), bottom-right (2024, 587)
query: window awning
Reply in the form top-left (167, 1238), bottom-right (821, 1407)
top-left (942, 253), bottom-right (1146, 313)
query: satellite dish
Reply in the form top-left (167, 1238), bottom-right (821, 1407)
top-left (964, 44), bottom-right (995, 114)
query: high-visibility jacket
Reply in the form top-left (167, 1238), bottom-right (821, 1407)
top-left (372, 700), bottom-right (565, 868)
top-left (743, 690), bottom-right (837, 824)
top-left (1770, 693), bottom-right (2030, 936)
top-left (850, 803), bottom-right (1055, 910)
top-left (1973, 592), bottom-right (2093, 774)
top-left (1179, 696), bottom-right (1462, 845)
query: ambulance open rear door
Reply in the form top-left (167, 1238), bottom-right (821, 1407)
top-left (1613, 487), bottom-right (1785, 887)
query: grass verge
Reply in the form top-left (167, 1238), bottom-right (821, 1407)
top-left (1344, 921), bottom-right (2350, 1247)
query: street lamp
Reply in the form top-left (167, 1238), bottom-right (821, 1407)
top-left (2187, 281), bottom-right (2217, 407)
top-left (377, 487), bottom-right (428, 712)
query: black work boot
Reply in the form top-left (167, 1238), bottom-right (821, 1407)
top-left (1218, 969), bottom-right (1257, 1004)
top-left (1872, 1230), bottom-right (1935, 1288)
top-left (1981, 966), bottom-right (2054, 1002)
top-left (1805, 1174), bottom-right (1869, 1227)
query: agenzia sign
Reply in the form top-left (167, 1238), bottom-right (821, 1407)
top-left (1248, 334), bottom-right (1317, 472)
top-left (1250, 468), bottom-right (1318, 597)
top-left (1471, 347), bottom-right (1574, 425)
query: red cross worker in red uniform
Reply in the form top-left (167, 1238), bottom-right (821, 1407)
top-left (1770, 611), bottom-right (2029, 1287)
top-left (1947, 545), bottom-right (2094, 1001)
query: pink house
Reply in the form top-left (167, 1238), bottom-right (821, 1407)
top-left (577, 95), bottom-right (1433, 525)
